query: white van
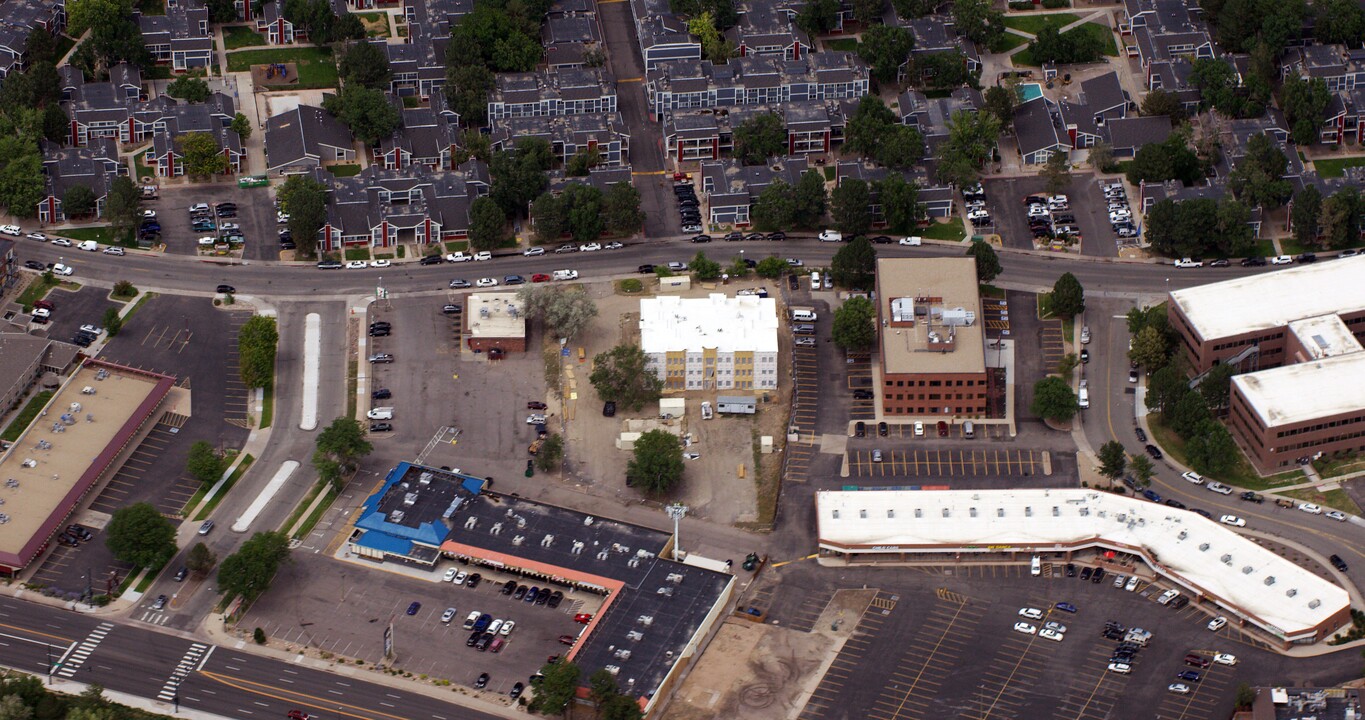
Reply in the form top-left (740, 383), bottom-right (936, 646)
top-left (1030, 556), bottom-right (1041, 576)
top-left (792, 309), bottom-right (817, 322)
top-left (366, 407), bottom-right (394, 420)
top-left (963, 420), bottom-right (975, 438)
top-left (77, 240), bottom-right (99, 252)
top-left (1078, 384), bottom-right (1090, 409)
top-left (809, 271), bottom-right (821, 288)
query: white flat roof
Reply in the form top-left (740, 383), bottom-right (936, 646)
top-left (1287, 314), bottom-right (1361, 361)
top-left (467, 293), bottom-right (526, 339)
top-left (817, 489), bottom-right (1349, 638)
top-left (639, 293), bottom-right (778, 354)
top-left (1170, 256), bottom-right (1365, 341)
top-left (1233, 353), bottom-right (1365, 427)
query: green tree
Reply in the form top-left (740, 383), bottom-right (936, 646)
top-left (1087, 140), bottom-right (1115, 172)
top-left (603, 182), bottom-right (645, 236)
top-left (601, 692), bottom-right (643, 720)
top-left (206, 0), bottom-right (237, 22)
top-left (851, 0), bottom-right (882, 23)
top-left (24, 27), bottom-right (58, 65)
top-left (796, 0), bottom-right (839, 37)
top-left (187, 541), bottom-right (217, 579)
top-left (1030, 376), bottom-right (1078, 422)
top-left (727, 256), bottom-right (750, 278)
top-left (531, 192), bottom-right (566, 243)
top-left (565, 147), bottom-right (601, 176)
top-left (1314, 0), bottom-right (1365, 44)
top-left (516, 285), bottom-right (598, 338)
top-left (1291, 185), bottom-right (1322, 248)
top-left (793, 170), bottom-right (828, 227)
top-left (444, 64), bottom-right (494, 125)
top-left (832, 296), bottom-right (876, 351)
top-left (689, 250), bottom-right (723, 280)
top-left (104, 175), bottom-right (140, 244)
top-left (628, 429), bottom-right (685, 494)
top-left (230, 112), bottom-right (252, 142)
top-left (186, 441), bottom-right (224, 485)
top-left (751, 179), bottom-right (796, 231)
top-left (732, 113), bottom-right (785, 165)
top-left (1028, 25), bottom-right (1106, 65)
top-left (0, 693), bottom-right (32, 720)
top-left (528, 660), bottom-right (581, 715)
top-left (755, 255), bottom-right (787, 278)
top-left (830, 179), bottom-right (872, 237)
top-left (1098, 440), bottom-right (1127, 480)
top-left (983, 85), bottom-right (1015, 131)
top-left (1145, 364), bottom-right (1189, 416)
top-left (104, 502), bottom-right (177, 569)
top-left (1057, 352), bottom-right (1079, 377)
top-left (1170, 389), bottom-right (1211, 436)
top-left (877, 175), bottom-right (922, 233)
top-left (892, 0), bottom-right (938, 17)
top-left (831, 235), bottom-right (876, 289)
top-left (876, 125), bottom-right (925, 170)
top-left (1321, 186), bottom-right (1363, 249)
top-left (1049, 272), bottom-right (1085, 319)
top-left (1281, 76), bottom-right (1330, 146)
top-left (178, 131), bottom-right (228, 177)
top-left (312, 417), bottom-right (373, 489)
top-left (1040, 150), bottom-right (1071, 195)
top-left (445, 3), bottom-right (544, 72)
top-left (688, 11), bottom-right (733, 62)
top-left (166, 74), bottom-right (211, 103)
top-left (533, 433), bottom-right (564, 472)
top-left (1234, 682), bottom-right (1257, 710)
top-left (1199, 362), bottom-right (1236, 410)
top-left (323, 86), bottom-right (399, 145)
top-left (590, 344), bottom-right (663, 411)
top-left (910, 50), bottom-right (974, 90)
top-left (1126, 134), bottom-right (1202, 186)
top-left (278, 174), bottom-right (328, 258)
top-left (1140, 87), bottom-right (1185, 120)
top-left (1186, 419), bottom-right (1239, 475)
top-left (937, 110), bottom-right (1001, 187)
top-left (62, 185), bottom-right (96, 219)
top-left (338, 40), bottom-right (391, 90)
top-left (467, 196), bottom-right (506, 251)
top-left (1129, 453), bottom-right (1154, 484)
top-left (237, 315), bottom-right (278, 389)
top-left (42, 103), bottom-right (70, 144)
top-left (843, 96), bottom-right (899, 159)
top-left (952, 0), bottom-right (1005, 48)
top-left (1128, 325), bottom-right (1169, 370)
top-left (217, 531), bottom-right (290, 604)
top-left (489, 138), bottom-right (553, 217)
top-left (0, 152), bottom-right (45, 219)
top-left (561, 183), bottom-right (604, 242)
top-left (588, 668), bottom-right (619, 707)
top-left (1228, 133), bottom-right (1291, 210)
top-left (857, 25), bottom-right (914, 83)
top-left (966, 239), bottom-right (1001, 282)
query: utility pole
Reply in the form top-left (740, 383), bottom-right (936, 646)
top-left (665, 502), bottom-right (689, 561)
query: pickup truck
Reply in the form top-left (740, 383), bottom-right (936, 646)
top-left (1174, 258), bottom-right (1203, 268)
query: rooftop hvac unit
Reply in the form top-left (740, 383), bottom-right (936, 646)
top-left (627, 557), bottom-right (639, 568)
top-left (941, 308), bottom-right (976, 326)
top-left (1177, 531), bottom-right (1187, 540)
top-left (1286, 588), bottom-right (1297, 597)
top-left (389, 510), bottom-right (405, 523)
top-left (512, 535), bottom-right (524, 546)
top-left (1221, 554), bottom-right (1232, 565)
top-left (403, 492), bottom-right (418, 506)
top-left (584, 516), bottom-right (595, 525)
top-left (572, 541), bottom-right (585, 554)
top-left (626, 631), bottom-right (643, 641)
top-left (419, 472), bottom-right (433, 485)
top-left (1242, 566), bottom-right (1253, 574)
top-left (666, 573), bottom-right (683, 583)
top-left (597, 550), bottom-right (610, 561)
top-left (656, 587), bottom-right (673, 597)
top-left (637, 615), bottom-right (654, 626)
top-left (490, 522), bottom-right (503, 535)
top-left (1199, 543), bottom-right (1209, 551)
top-left (464, 516), bottom-right (478, 530)
top-left (1309, 599), bottom-right (1320, 608)
top-left (1264, 576), bottom-right (1276, 585)
top-left (613, 649), bottom-right (632, 660)
top-left (517, 516), bottom-right (527, 528)
top-left (604, 665), bottom-right (620, 676)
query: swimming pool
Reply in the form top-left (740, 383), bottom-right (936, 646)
top-left (1019, 83), bottom-right (1044, 102)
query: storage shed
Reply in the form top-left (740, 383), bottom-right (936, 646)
top-left (716, 396), bottom-right (756, 414)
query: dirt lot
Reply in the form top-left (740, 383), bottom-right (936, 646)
top-left (556, 277), bottom-right (794, 527)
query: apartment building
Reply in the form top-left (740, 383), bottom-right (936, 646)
top-left (640, 293), bottom-right (779, 392)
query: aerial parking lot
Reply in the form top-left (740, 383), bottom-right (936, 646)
top-left (844, 448), bottom-right (1070, 484)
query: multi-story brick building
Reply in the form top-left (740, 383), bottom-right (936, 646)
top-left (874, 258), bottom-right (988, 417)
top-left (1169, 257), bottom-right (1365, 472)
top-left (640, 293), bottom-right (779, 392)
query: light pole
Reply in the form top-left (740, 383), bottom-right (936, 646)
top-left (665, 502), bottom-right (688, 560)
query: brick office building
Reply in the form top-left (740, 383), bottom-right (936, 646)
top-left (1168, 257), bottom-right (1365, 472)
top-left (874, 258), bottom-right (988, 417)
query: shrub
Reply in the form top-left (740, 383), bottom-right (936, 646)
top-left (1041, 0), bottom-right (1068, 7)
top-left (1008, 1), bottom-right (1032, 8)
top-left (619, 278), bottom-right (643, 293)
top-left (253, 627), bottom-right (267, 644)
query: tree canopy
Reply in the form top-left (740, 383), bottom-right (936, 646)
top-left (166, 74), bottom-right (211, 103)
top-left (1030, 376), bottom-right (1078, 422)
top-left (179, 132), bottom-right (229, 177)
top-left (105, 503), bottom-right (177, 569)
top-left (732, 114), bottom-right (785, 166)
top-left (842, 97), bottom-right (924, 170)
top-left (857, 25), bottom-right (914, 84)
top-left (603, 182), bottom-right (645, 236)
top-left (312, 417), bottom-right (373, 489)
top-left (628, 429), bottom-right (685, 494)
top-left (1027, 25), bottom-right (1107, 65)
top-left (1228, 133), bottom-right (1291, 210)
top-left (830, 235), bottom-right (877, 289)
top-left (1282, 76), bottom-right (1331, 146)
top-left (323, 86), bottom-right (399, 145)
top-left (937, 110), bottom-right (1000, 186)
top-left (590, 344), bottom-right (663, 411)
top-left (1098, 441), bottom-right (1127, 480)
top-left (516, 285), bottom-right (598, 339)
top-left (952, 0), bottom-right (1005, 49)
top-left (217, 531), bottom-right (291, 604)
top-left (830, 179), bottom-right (872, 237)
top-left (832, 296), bottom-right (877, 351)
top-left (1049, 272), bottom-right (1085, 319)
top-left (1142, 196), bottom-right (1256, 259)
top-left (63, 185), bottom-right (96, 219)
top-left (338, 40), bottom-right (391, 90)
top-left (490, 138), bottom-right (553, 216)
top-left (877, 175), bottom-right (923, 233)
top-left (1126, 134), bottom-right (1203, 186)
top-left (967, 239), bottom-right (1001, 282)
top-left (238, 315), bottom-right (278, 389)
top-left (278, 174), bottom-right (328, 258)
top-left (467, 196), bottom-right (506, 250)
top-left (186, 441), bottom-right (225, 485)
top-left (689, 250), bottom-right (723, 280)
top-left (1321, 187), bottom-right (1364, 249)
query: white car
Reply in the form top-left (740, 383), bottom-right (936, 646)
top-left (1018, 607), bottom-right (1044, 620)
top-left (1270, 255), bottom-right (1294, 265)
top-left (51, 263), bottom-right (73, 276)
top-left (553, 269), bottom-right (579, 281)
top-left (0, 224), bottom-right (20, 236)
top-left (818, 230), bottom-right (842, 242)
top-left (526, 414), bottom-right (547, 424)
top-left (219, 222), bottom-right (240, 232)
top-left (1026, 206), bottom-right (1049, 218)
top-left (446, 252), bottom-right (470, 263)
top-left (1013, 621), bottom-right (1037, 635)
top-left (370, 259), bottom-right (391, 268)
top-left (1107, 662), bottom-right (1131, 674)
top-left (1039, 628), bottom-right (1064, 641)
top-left (189, 203), bottom-right (210, 213)
top-left (1299, 503), bottom-right (1323, 514)
top-left (579, 242), bottom-right (602, 252)
top-left (1207, 482), bottom-right (1233, 495)
top-left (1219, 515), bottom-right (1245, 527)
top-left (1080, 326), bottom-right (1090, 344)
top-left (475, 277), bottom-right (498, 287)
top-left (452, 571), bottom-right (467, 585)
top-left (487, 619), bottom-right (503, 635)
top-left (499, 620), bottom-right (515, 636)
top-left (1048, 194), bottom-right (1068, 204)
top-left (1174, 258), bottom-right (1203, 268)
top-left (604, 241), bottom-right (624, 249)
top-left (32, 307), bottom-right (51, 320)
top-left (914, 421), bottom-right (924, 437)
top-left (523, 247), bottom-right (546, 256)
top-left (967, 209), bottom-right (990, 220)
top-left (1326, 510), bottom-right (1348, 522)
top-left (441, 608), bottom-right (457, 624)
top-left (51, 237), bottom-right (72, 247)
top-left (1213, 653), bottom-right (1237, 666)
top-left (141, 209), bottom-right (157, 219)
top-left (473, 251), bottom-right (492, 261)
top-left (79, 324), bottom-right (103, 335)
top-left (276, 212), bottom-right (290, 223)
top-left (346, 260), bottom-right (368, 269)
top-left (1168, 683), bottom-right (1190, 695)
top-left (1207, 616), bottom-right (1227, 631)
top-left (102, 246), bottom-right (125, 256)
top-left (1125, 576), bottom-right (1139, 592)
top-left (1182, 471), bottom-right (1204, 485)
top-left (443, 568), bottom-right (458, 582)
top-left (1043, 621), bottom-right (1067, 633)
top-left (26, 232), bottom-right (46, 241)
top-left (898, 236), bottom-right (922, 246)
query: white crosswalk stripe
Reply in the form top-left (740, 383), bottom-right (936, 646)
top-left (55, 622), bottom-right (114, 677)
top-left (157, 643), bottom-right (212, 700)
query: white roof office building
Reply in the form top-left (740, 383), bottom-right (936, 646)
top-left (817, 488), bottom-right (1351, 646)
top-left (640, 293), bottom-right (779, 392)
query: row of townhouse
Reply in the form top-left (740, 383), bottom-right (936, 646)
top-left (1120, 0), bottom-right (1214, 66)
top-left (61, 64), bottom-right (244, 175)
top-left (645, 54), bottom-right (870, 118)
top-left (627, 0), bottom-right (824, 73)
top-left (254, 0), bottom-right (353, 44)
top-left (0, 0), bottom-right (66, 80)
top-left (899, 16), bottom-right (983, 80)
top-left (1287, 167), bottom-right (1365, 239)
top-left (264, 104), bottom-right (358, 175)
top-left (141, 0), bottom-right (213, 70)
top-left (489, 113), bottom-right (630, 167)
top-left (486, 67), bottom-right (617, 120)
top-left (314, 162), bottom-right (490, 250)
top-left (1280, 44), bottom-right (1365, 144)
top-left (36, 138), bottom-right (128, 223)
top-left (662, 100), bottom-right (852, 163)
top-left (833, 161), bottom-right (957, 220)
top-left (1013, 72), bottom-right (1173, 164)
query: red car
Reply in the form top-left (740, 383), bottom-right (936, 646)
top-left (531, 273), bottom-right (552, 283)
top-left (527, 401), bottom-right (547, 410)
top-left (558, 634), bottom-right (578, 646)
top-left (287, 712), bottom-right (312, 720)
top-left (574, 613), bottom-right (593, 624)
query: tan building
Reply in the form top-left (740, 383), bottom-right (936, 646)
top-left (640, 293), bottom-right (779, 392)
top-left (874, 258), bottom-right (988, 417)
top-left (1168, 257), bottom-right (1365, 472)
top-left (464, 293), bottom-right (527, 354)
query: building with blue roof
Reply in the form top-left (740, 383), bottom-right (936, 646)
top-left (349, 462), bottom-right (485, 566)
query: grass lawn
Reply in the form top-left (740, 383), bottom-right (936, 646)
top-left (1314, 453), bottom-right (1365, 478)
top-left (190, 453), bottom-right (253, 520)
top-left (16, 275), bottom-right (58, 310)
top-left (443, 240), bottom-right (469, 252)
top-left (327, 163), bottom-right (362, 177)
top-left (134, 150), bottom-right (154, 181)
top-left (292, 485), bottom-right (338, 538)
top-left (1283, 487), bottom-right (1362, 515)
top-left (55, 226), bottom-right (115, 244)
top-left (1251, 238), bottom-right (1275, 258)
top-left (226, 47), bottom-right (337, 89)
top-left (344, 247), bottom-right (371, 261)
top-left (223, 26), bottom-right (267, 49)
top-left (1279, 236), bottom-right (1314, 256)
top-left (921, 217), bottom-right (966, 241)
top-left (997, 33), bottom-right (1030, 52)
top-left (1, 391), bottom-right (54, 441)
top-left (1147, 417), bottom-right (1304, 491)
top-left (823, 166), bottom-right (835, 180)
top-left (1013, 23), bottom-right (1116, 66)
top-left (825, 37), bottom-right (859, 52)
top-left (259, 383), bottom-right (274, 429)
top-left (356, 12), bottom-right (391, 37)
top-left (283, 479), bottom-right (330, 538)
top-left (1003, 12), bottom-right (1080, 34)
top-left (1312, 156), bottom-right (1365, 178)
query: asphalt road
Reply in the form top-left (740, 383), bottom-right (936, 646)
top-left (0, 596), bottom-right (506, 720)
